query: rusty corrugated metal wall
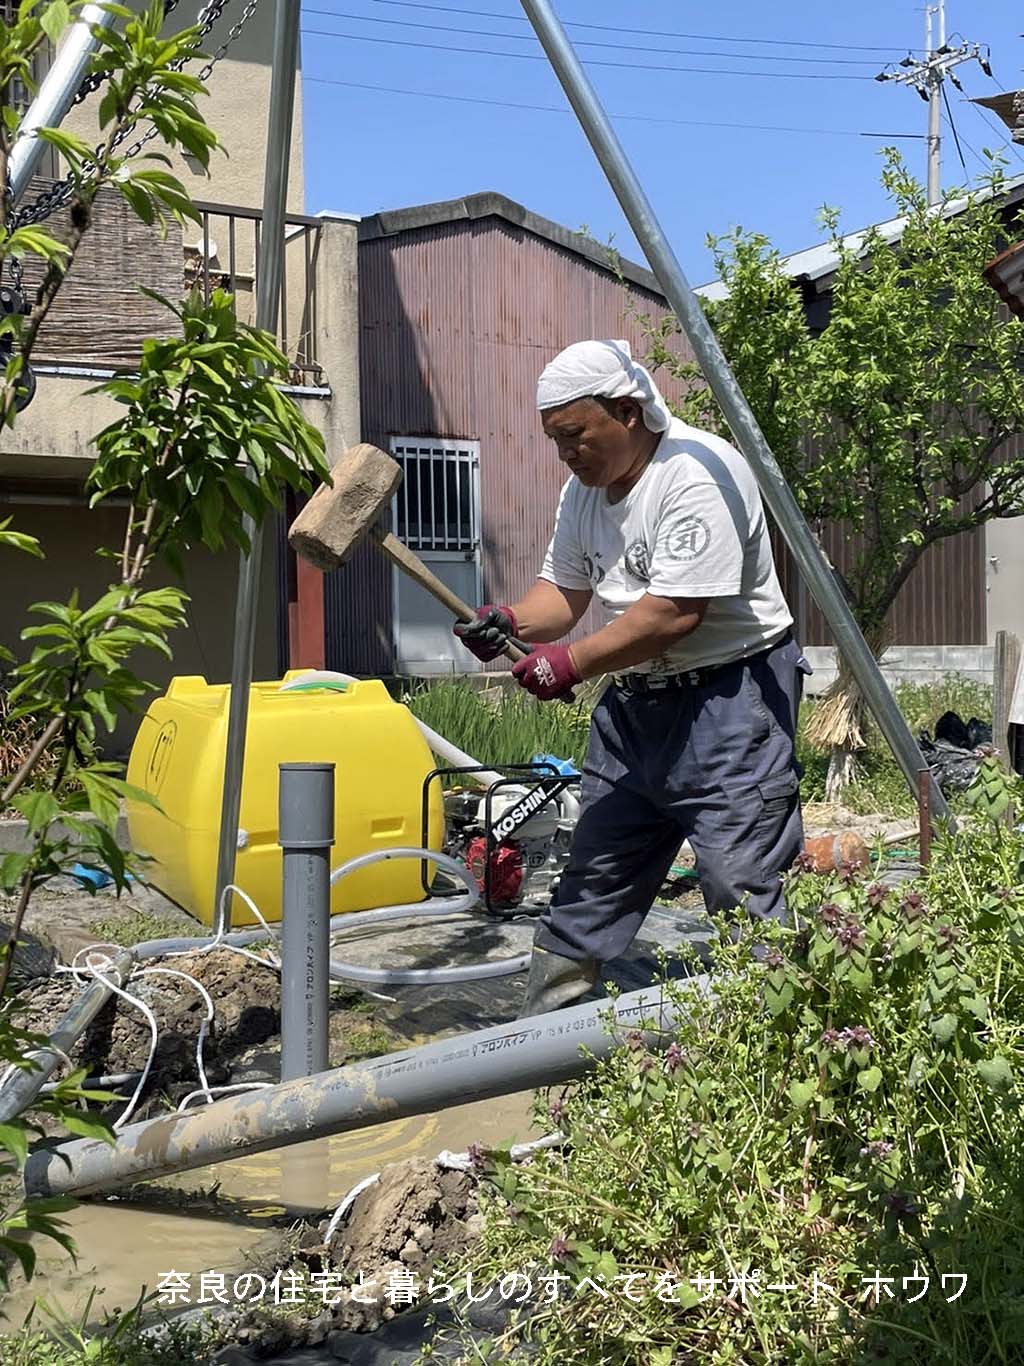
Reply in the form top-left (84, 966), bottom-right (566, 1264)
top-left (332, 210), bottom-right (987, 674)
top-left (772, 520), bottom-right (986, 647)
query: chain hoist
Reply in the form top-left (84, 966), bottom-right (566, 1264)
top-left (8, 0), bottom-right (261, 229)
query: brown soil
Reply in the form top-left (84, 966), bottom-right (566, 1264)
top-left (222, 1156), bottom-right (483, 1354)
top-left (14, 950), bottom-right (405, 1122)
top-left (17, 949), bottom-right (280, 1087)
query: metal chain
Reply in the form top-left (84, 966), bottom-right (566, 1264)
top-left (9, 0), bottom-right (261, 229)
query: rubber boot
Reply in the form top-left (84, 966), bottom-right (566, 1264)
top-left (518, 945), bottom-right (600, 1019)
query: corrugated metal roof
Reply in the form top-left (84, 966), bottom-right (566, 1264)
top-left (357, 190), bottom-right (664, 296)
top-left (697, 171), bottom-right (1024, 300)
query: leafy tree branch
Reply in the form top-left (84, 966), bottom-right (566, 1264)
top-left (640, 151), bottom-right (1024, 794)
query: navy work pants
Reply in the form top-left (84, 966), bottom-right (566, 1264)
top-left (535, 634), bottom-right (809, 964)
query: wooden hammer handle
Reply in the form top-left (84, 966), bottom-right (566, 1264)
top-left (373, 529), bottom-right (528, 664)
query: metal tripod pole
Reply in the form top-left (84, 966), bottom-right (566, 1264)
top-left (519, 0), bottom-right (949, 825)
top-left (213, 0), bottom-right (303, 933)
top-left (9, 3), bottom-right (117, 203)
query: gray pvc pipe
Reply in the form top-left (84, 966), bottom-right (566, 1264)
top-left (0, 948), bottom-right (135, 1122)
top-left (279, 763), bottom-right (335, 1082)
top-left (518, 0), bottom-right (949, 828)
top-left (9, 3), bottom-right (116, 204)
top-left (24, 976), bottom-right (711, 1198)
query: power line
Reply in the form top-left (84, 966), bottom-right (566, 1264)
top-left (300, 26), bottom-right (874, 79)
top-left (941, 84), bottom-right (967, 172)
top-left (875, 0), bottom-right (997, 201)
top-left (302, 5), bottom-right (883, 66)
top-left (305, 73), bottom-right (915, 137)
top-left (358, 0), bottom-right (918, 54)
top-left (943, 108), bottom-right (987, 173)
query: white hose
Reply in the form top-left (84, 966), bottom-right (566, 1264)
top-left (53, 951), bottom-right (160, 1130)
top-left (324, 1171), bottom-right (381, 1243)
top-left (412, 718), bottom-right (507, 791)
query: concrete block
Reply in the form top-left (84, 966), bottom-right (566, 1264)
top-left (903, 647), bottom-right (944, 668)
top-left (0, 814), bottom-right (130, 855)
top-left (942, 646), bottom-right (991, 675)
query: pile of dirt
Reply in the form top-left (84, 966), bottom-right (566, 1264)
top-left (18, 949), bottom-right (280, 1087)
top-left (329, 1157), bottom-right (480, 1322)
top-left (206, 1157), bottom-right (484, 1359)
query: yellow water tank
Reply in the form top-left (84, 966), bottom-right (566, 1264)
top-left (126, 672), bottom-right (444, 927)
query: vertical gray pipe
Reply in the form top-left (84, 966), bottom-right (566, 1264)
top-left (279, 763), bottom-right (335, 1081)
top-left (9, 3), bottom-right (116, 204)
top-left (213, 0), bottom-right (304, 934)
top-left (519, 0), bottom-right (949, 826)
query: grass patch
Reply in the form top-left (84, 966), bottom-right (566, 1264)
top-left (0, 1292), bottom-right (210, 1365)
top-left (406, 676), bottom-right (594, 769)
top-left (87, 908), bottom-right (193, 947)
top-left (342, 1024), bottom-right (395, 1060)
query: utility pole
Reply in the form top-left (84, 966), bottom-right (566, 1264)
top-left (927, 1), bottom-right (943, 205)
top-left (876, 1), bottom-right (993, 205)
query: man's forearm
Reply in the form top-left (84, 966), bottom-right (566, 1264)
top-left (512, 579), bottom-right (592, 643)
top-left (568, 594), bottom-right (706, 679)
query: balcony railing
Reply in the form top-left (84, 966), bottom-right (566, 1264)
top-left (187, 200), bottom-right (325, 387)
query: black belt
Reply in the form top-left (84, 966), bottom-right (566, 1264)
top-left (611, 633), bottom-right (792, 695)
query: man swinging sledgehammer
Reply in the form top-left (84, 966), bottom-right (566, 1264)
top-left (454, 340), bottom-right (811, 1017)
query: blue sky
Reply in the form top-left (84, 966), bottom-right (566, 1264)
top-left (301, 0), bottom-right (1024, 283)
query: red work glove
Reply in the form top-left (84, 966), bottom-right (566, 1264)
top-left (453, 605), bottom-right (518, 663)
top-left (512, 644), bottom-right (581, 702)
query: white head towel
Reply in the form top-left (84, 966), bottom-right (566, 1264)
top-left (535, 338), bottom-right (671, 434)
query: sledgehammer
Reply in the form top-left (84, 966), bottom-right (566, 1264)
top-left (288, 443), bottom-right (528, 665)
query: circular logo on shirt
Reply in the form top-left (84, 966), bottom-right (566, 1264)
top-left (624, 540), bottom-right (651, 583)
top-left (668, 515), bottom-right (711, 561)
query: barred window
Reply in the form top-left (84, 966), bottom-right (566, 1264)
top-left (390, 439), bottom-right (480, 554)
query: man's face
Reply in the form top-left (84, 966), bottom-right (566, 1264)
top-left (541, 396), bottom-right (645, 488)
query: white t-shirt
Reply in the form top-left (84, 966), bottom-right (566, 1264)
top-left (539, 418), bottom-right (793, 674)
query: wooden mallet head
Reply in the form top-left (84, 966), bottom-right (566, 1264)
top-left (288, 441), bottom-right (531, 665)
top-left (288, 442), bottom-right (402, 571)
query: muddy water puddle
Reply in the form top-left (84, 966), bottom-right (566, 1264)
top-left (7, 1088), bottom-right (537, 1327)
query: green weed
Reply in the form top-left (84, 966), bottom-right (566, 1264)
top-left (87, 909), bottom-right (193, 947)
top-left (406, 677), bottom-right (594, 770)
top-left (435, 766), bottom-right (1024, 1364)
